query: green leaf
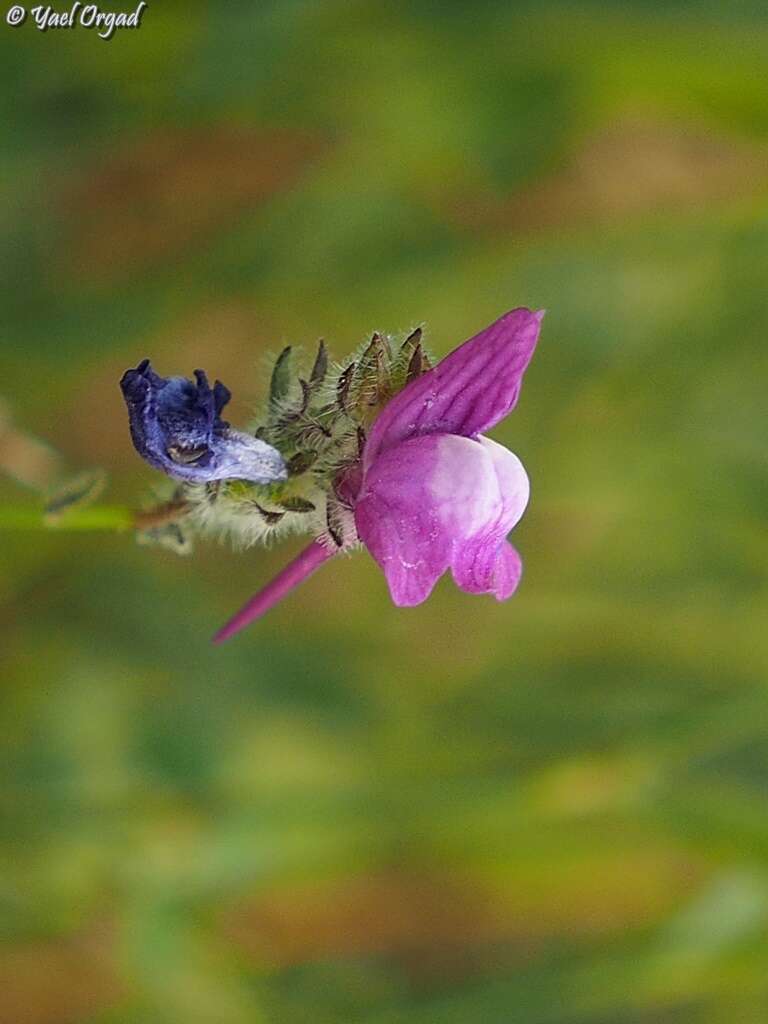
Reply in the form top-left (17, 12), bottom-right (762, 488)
top-left (136, 522), bottom-right (192, 555)
top-left (286, 451), bottom-right (318, 476)
top-left (310, 339), bottom-right (328, 387)
top-left (269, 346), bottom-right (293, 405)
top-left (277, 496), bottom-right (316, 513)
top-left (44, 468), bottom-right (107, 519)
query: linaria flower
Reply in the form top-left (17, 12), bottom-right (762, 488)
top-left (211, 308), bottom-right (543, 642)
top-left (120, 359), bottom-right (286, 484)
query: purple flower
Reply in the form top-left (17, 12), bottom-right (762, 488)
top-left (214, 308), bottom-right (543, 642)
top-left (120, 359), bottom-right (286, 484)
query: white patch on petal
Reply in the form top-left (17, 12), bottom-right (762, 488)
top-left (427, 435), bottom-right (502, 539)
top-left (478, 436), bottom-right (529, 531)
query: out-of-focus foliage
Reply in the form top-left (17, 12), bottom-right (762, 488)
top-left (2, 2), bottom-right (767, 1022)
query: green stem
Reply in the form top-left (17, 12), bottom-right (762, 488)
top-left (0, 505), bottom-right (135, 532)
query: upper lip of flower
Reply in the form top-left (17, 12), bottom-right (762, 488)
top-left (120, 359), bottom-right (287, 484)
top-left (362, 307), bottom-right (544, 469)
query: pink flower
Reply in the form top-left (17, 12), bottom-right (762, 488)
top-left (213, 308), bottom-right (543, 642)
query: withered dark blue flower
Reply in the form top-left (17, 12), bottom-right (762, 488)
top-left (120, 360), bottom-right (286, 484)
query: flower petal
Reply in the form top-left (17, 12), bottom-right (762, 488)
top-left (120, 360), bottom-right (286, 484)
top-left (477, 436), bottom-right (530, 532)
top-left (450, 538), bottom-right (523, 599)
top-left (355, 433), bottom-right (524, 606)
top-left (364, 308), bottom-right (543, 470)
top-left (493, 542), bottom-right (523, 599)
top-left (448, 439), bottom-right (528, 599)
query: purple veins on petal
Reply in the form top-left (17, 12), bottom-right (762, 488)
top-left (364, 307), bottom-right (543, 470)
top-left (120, 359), bottom-right (286, 484)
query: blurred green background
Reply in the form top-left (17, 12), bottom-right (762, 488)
top-left (2, 2), bottom-right (767, 1022)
